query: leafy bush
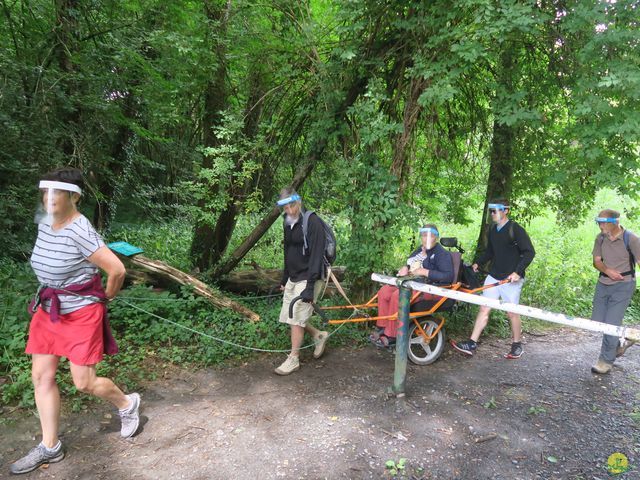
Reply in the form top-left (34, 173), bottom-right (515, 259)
top-left (107, 220), bottom-right (193, 272)
top-left (0, 261), bottom-right (38, 407)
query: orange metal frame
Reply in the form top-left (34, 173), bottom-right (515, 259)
top-left (322, 279), bottom-right (509, 343)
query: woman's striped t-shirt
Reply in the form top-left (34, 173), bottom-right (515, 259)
top-left (30, 215), bottom-right (105, 314)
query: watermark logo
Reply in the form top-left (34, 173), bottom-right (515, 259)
top-left (607, 452), bottom-right (629, 474)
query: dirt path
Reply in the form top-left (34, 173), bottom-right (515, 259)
top-left (1, 327), bottom-right (639, 480)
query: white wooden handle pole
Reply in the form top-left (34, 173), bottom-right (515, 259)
top-left (370, 273), bottom-right (640, 342)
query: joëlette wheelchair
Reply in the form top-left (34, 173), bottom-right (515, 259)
top-left (299, 237), bottom-right (507, 366)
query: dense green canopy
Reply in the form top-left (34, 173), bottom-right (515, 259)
top-left (2, 0), bottom-right (639, 278)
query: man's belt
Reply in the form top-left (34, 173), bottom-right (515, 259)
top-left (599, 270), bottom-right (635, 278)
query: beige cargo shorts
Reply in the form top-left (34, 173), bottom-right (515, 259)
top-left (279, 279), bottom-right (324, 327)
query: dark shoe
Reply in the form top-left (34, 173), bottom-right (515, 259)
top-left (374, 334), bottom-right (396, 349)
top-left (504, 342), bottom-right (523, 359)
top-left (616, 340), bottom-right (636, 358)
top-left (10, 442), bottom-right (65, 474)
top-left (450, 339), bottom-right (477, 356)
top-left (369, 327), bottom-right (385, 344)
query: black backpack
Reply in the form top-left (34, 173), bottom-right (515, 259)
top-left (461, 263), bottom-right (482, 289)
top-left (302, 211), bottom-right (337, 265)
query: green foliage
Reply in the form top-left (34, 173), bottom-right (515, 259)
top-left (108, 220), bottom-right (193, 272)
top-left (2, 0), bottom-right (640, 413)
top-left (385, 458), bottom-right (407, 477)
top-left (483, 396), bottom-right (497, 409)
top-left (0, 261), bottom-right (38, 407)
top-left (528, 405), bottom-right (547, 415)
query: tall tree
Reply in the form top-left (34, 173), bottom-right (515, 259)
top-left (190, 0), bottom-right (231, 272)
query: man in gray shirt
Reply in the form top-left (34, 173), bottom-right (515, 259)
top-left (591, 209), bottom-right (640, 374)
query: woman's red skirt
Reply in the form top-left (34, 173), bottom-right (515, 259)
top-left (26, 303), bottom-right (106, 366)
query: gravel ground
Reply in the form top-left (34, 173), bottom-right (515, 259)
top-left (1, 326), bottom-right (639, 479)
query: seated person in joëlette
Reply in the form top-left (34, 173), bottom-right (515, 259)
top-left (371, 224), bottom-right (454, 348)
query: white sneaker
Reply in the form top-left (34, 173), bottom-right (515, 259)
top-left (313, 331), bottom-right (329, 359)
top-left (274, 355), bottom-right (300, 375)
top-left (119, 393), bottom-right (141, 438)
top-left (591, 359), bottom-right (612, 375)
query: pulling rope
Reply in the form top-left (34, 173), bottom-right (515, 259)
top-left (117, 298), bottom-right (348, 353)
top-left (120, 292), bottom-right (283, 302)
top-left (38, 285), bottom-right (350, 354)
top-left (324, 266), bottom-right (370, 320)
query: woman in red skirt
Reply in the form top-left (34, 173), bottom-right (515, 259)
top-left (10, 168), bottom-right (140, 475)
top-left (372, 224), bottom-right (455, 347)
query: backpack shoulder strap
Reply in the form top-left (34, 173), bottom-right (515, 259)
top-left (623, 229), bottom-right (636, 272)
top-left (301, 210), bottom-right (315, 254)
top-left (508, 221), bottom-right (518, 247)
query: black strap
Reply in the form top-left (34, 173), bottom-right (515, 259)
top-left (623, 229), bottom-right (636, 275)
top-left (599, 270), bottom-right (635, 278)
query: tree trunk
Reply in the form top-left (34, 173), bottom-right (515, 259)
top-left (93, 85), bottom-right (138, 231)
top-left (474, 47), bottom-right (516, 261)
top-left (207, 63), bottom-right (267, 266)
top-left (190, 0), bottom-right (231, 272)
top-left (219, 264), bottom-right (346, 294)
top-left (211, 160), bottom-right (316, 278)
top-left (390, 76), bottom-right (428, 194)
top-left (210, 73), bottom-right (370, 279)
top-left (123, 254), bottom-right (260, 322)
top-left (54, 0), bottom-right (81, 157)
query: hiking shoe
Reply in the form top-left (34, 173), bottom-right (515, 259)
top-left (368, 327), bottom-right (385, 344)
top-left (591, 359), bottom-right (613, 374)
top-left (313, 331), bottom-right (329, 359)
top-left (10, 441), bottom-right (65, 474)
top-left (275, 355), bottom-right (300, 375)
top-left (450, 339), bottom-right (477, 356)
top-left (119, 393), bottom-right (141, 438)
top-left (617, 339), bottom-right (636, 358)
top-left (504, 342), bottom-right (523, 359)
top-left (373, 334), bottom-right (396, 349)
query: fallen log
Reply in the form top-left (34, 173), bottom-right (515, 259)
top-left (121, 255), bottom-right (260, 322)
top-left (218, 263), bottom-right (347, 294)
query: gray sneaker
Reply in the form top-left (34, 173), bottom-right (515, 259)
top-left (10, 442), bottom-right (65, 474)
top-left (119, 393), bottom-right (141, 438)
